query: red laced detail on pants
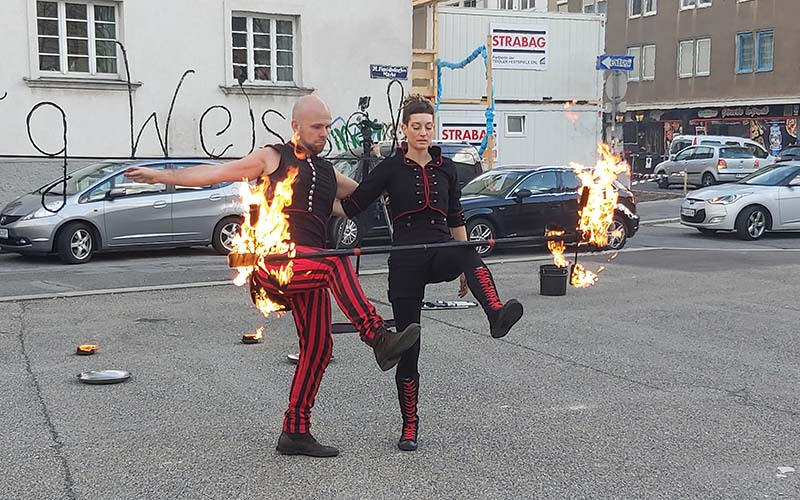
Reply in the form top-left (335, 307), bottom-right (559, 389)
top-left (400, 379), bottom-right (418, 441)
top-left (474, 266), bottom-right (503, 311)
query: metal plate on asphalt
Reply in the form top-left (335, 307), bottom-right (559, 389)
top-left (77, 370), bottom-right (131, 385)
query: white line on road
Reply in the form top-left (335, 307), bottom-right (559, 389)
top-left (2, 246), bottom-right (799, 303)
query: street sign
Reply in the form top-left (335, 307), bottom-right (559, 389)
top-left (597, 54), bottom-right (634, 72)
top-left (370, 64), bottom-right (408, 80)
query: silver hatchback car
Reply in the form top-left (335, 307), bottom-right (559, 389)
top-left (655, 144), bottom-right (772, 188)
top-left (0, 160), bottom-right (246, 264)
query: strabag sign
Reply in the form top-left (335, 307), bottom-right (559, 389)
top-left (491, 24), bottom-right (548, 71)
top-left (439, 122), bottom-right (498, 161)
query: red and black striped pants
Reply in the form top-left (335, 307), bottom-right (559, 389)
top-left (252, 246), bottom-right (384, 434)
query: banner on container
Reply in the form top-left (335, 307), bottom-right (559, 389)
top-left (490, 23), bottom-right (548, 71)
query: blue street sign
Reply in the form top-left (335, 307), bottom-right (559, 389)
top-left (370, 64), bottom-right (408, 80)
top-left (597, 55), bottom-right (634, 71)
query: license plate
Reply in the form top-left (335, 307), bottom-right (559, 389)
top-left (681, 208), bottom-right (695, 217)
top-left (0, 228), bottom-right (7, 239)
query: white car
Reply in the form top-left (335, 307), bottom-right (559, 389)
top-left (680, 163), bottom-right (800, 240)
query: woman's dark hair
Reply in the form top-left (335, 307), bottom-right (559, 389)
top-left (402, 95), bottom-right (435, 124)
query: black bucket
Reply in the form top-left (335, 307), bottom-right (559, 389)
top-left (539, 264), bottom-right (569, 296)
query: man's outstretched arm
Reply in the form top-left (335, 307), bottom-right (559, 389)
top-left (125, 147), bottom-right (281, 186)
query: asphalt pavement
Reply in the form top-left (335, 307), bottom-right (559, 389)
top-left (2, 193), bottom-right (800, 499)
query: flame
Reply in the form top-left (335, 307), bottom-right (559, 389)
top-left (290, 132), bottom-right (307, 160)
top-left (77, 344), bottom-right (98, 352)
top-left (546, 229), bottom-right (569, 268)
top-left (229, 167), bottom-right (298, 317)
top-left (546, 144), bottom-right (627, 288)
top-left (564, 100), bottom-right (579, 123)
top-left (244, 326), bottom-right (264, 341)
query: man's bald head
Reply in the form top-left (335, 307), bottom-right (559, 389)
top-left (291, 95), bottom-right (332, 155)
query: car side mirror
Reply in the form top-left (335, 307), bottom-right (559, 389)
top-left (514, 188), bottom-right (532, 202)
top-left (107, 187), bottom-right (127, 200)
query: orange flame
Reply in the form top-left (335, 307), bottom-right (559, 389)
top-left (290, 132), bottom-right (307, 161)
top-left (77, 344), bottom-right (98, 352)
top-left (244, 326), bottom-right (264, 341)
top-left (547, 144), bottom-right (627, 288)
top-left (546, 229), bottom-right (569, 268)
top-left (230, 168), bottom-right (298, 317)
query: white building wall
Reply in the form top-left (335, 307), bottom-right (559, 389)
top-left (0, 0), bottom-right (411, 158)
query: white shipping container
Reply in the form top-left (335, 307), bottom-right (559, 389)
top-left (437, 8), bottom-right (605, 102)
top-left (438, 102), bottom-right (601, 167)
top-left (434, 8), bottom-right (605, 167)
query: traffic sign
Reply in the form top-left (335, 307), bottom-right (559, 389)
top-left (597, 54), bottom-right (634, 72)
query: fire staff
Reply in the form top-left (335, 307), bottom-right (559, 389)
top-left (338, 96), bottom-right (524, 452)
top-left (125, 95), bottom-right (420, 458)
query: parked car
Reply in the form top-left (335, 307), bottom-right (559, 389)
top-left (0, 160), bottom-right (246, 264)
top-left (775, 144), bottom-right (800, 163)
top-left (655, 145), bottom-right (771, 188)
top-left (680, 163), bottom-right (800, 240)
top-left (327, 141), bottom-right (486, 248)
top-left (667, 134), bottom-right (772, 161)
top-left (460, 165), bottom-right (639, 256)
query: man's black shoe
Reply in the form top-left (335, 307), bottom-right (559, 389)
top-left (373, 323), bottom-right (421, 371)
top-left (276, 432), bottom-right (339, 457)
top-left (490, 299), bottom-right (523, 339)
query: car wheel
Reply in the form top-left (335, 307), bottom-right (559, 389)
top-left (329, 216), bottom-right (363, 249)
top-left (701, 172), bottom-right (716, 187)
top-left (467, 218), bottom-right (496, 257)
top-left (56, 222), bottom-right (95, 264)
top-left (735, 206), bottom-right (768, 241)
top-left (697, 228), bottom-right (717, 236)
top-left (212, 216), bottom-right (242, 254)
top-left (606, 216), bottom-right (627, 250)
top-left (656, 172), bottom-right (669, 189)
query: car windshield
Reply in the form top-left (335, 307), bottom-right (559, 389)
top-left (36, 162), bottom-right (122, 195)
top-left (738, 166), bottom-right (799, 186)
top-left (461, 171), bottom-right (525, 196)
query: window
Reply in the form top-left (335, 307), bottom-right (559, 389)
top-left (36, 1), bottom-right (118, 75)
top-left (737, 30), bottom-right (772, 73)
top-left (678, 40), bottom-right (695, 78)
top-left (506, 115), bottom-right (526, 136)
top-left (745, 144), bottom-right (769, 159)
top-left (644, 0), bottom-right (656, 15)
top-left (627, 46), bottom-right (641, 81)
top-left (693, 147), bottom-right (714, 160)
top-left (517, 171), bottom-right (559, 195)
top-left (500, 0), bottom-right (514, 9)
top-left (756, 30), bottom-right (774, 72)
top-left (681, 0), bottom-right (695, 8)
top-left (642, 44), bottom-right (656, 80)
top-left (561, 171), bottom-right (581, 191)
top-left (698, 0), bottom-right (712, 6)
top-left (232, 15), bottom-right (296, 84)
top-left (736, 32), bottom-right (755, 73)
top-left (695, 38), bottom-right (711, 76)
top-left (583, 0), bottom-right (607, 13)
top-left (675, 147), bottom-right (696, 161)
top-left (597, 0), bottom-right (607, 13)
top-left (629, 0), bottom-right (642, 17)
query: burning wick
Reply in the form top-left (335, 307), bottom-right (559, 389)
top-left (76, 344), bottom-right (98, 355)
top-left (242, 327), bottom-right (264, 345)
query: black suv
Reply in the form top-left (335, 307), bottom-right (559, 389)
top-left (327, 141), bottom-right (486, 248)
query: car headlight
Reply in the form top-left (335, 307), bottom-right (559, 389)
top-left (21, 206), bottom-right (59, 221)
top-left (708, 194), bottom-right (745, 205)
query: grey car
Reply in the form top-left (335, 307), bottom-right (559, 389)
top-left (0, 160), bottom-right (246, 264)
top-left (655, 145), bottom-right (771, 188)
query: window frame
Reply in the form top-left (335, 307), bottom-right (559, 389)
top-left (755, 29), bottom-right (774, 73)
top-left (641, 44), bottom-right (656, 81)
top-left (736, 31), bottom-right (755, 74)
top-left (505, 115), bottom-right (526, 137)
top-left (229, 13), bottom-right (298, 86)
top-left (678, 40), bottom-right (695, 78)
top-left (680, 0), bottom-right (696, 10)
top-left (31, 0), bottom-right (121, 79)
top-left (629, 0), bottom-right (643, 18)
top-left (643, 0), bottom-right (656, 16)
top-left (694, 37), bottom-right (711, 77)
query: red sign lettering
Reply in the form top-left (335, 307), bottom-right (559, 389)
top-left (492, 34), bottom-right (546, 50)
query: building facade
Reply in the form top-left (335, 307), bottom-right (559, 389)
top-left (0, 0), bottom-right (411, 159)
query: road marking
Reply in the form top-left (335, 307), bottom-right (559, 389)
top-left (640, 218), bottom-right (681, 226)
top-left (3, 246), bottom-right (800, 303)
